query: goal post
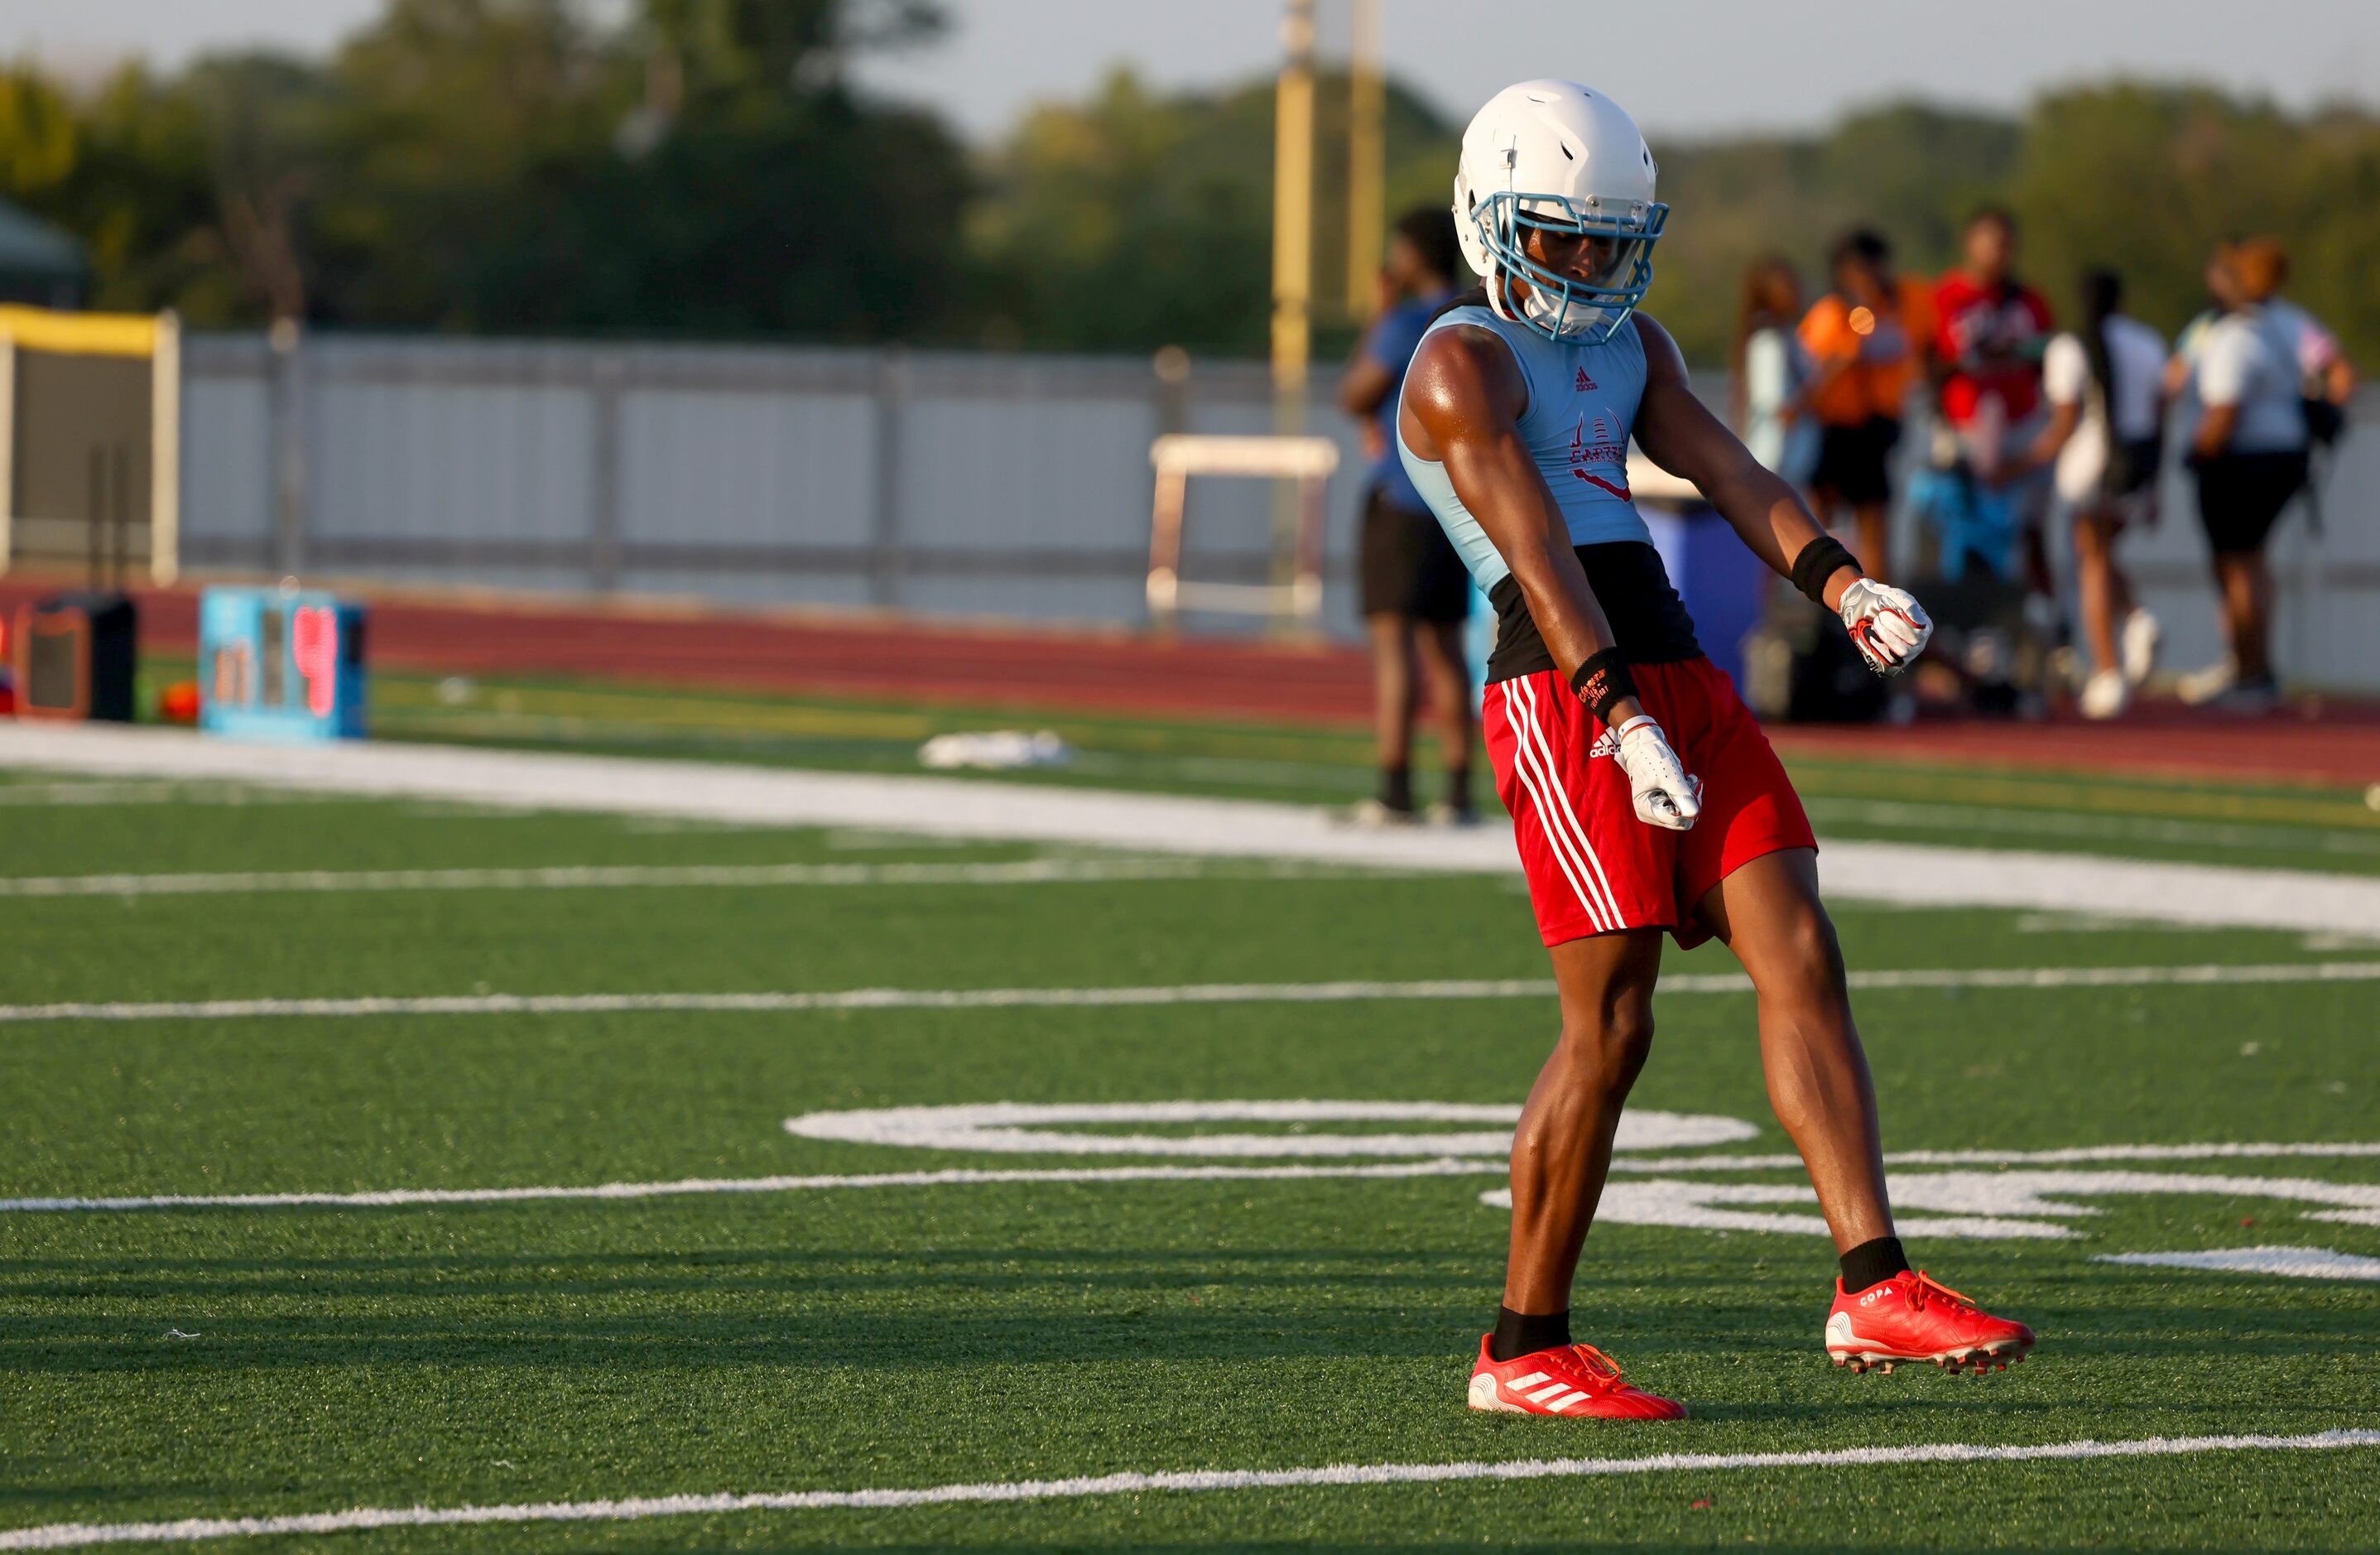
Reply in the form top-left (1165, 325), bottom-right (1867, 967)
top-left (1147, 432), bottom-right (1339, 632)
top-left (0, 305), bottom-right (181, 588)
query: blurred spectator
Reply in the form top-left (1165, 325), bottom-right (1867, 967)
top-left (2231, 237), bottom-right (2358, 449)
top-left (1798, 230), bottom-right (1932, 580)
top-left (2164, 250), bottom-right (2245, 401)
top-left (1339, 206), bottom-right (1473, 825)
top-left (1730, 255), bottom-right (1819, 489)
top-left (1930, 209), bottom-right (2055, 591)
top-left (2176, 240), bottom-right (2330, 713)
top-left (2023, 267), bottom-right (2167, 719)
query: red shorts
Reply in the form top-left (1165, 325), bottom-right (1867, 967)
top-left (1483, 657), bottom-right (1816, 948)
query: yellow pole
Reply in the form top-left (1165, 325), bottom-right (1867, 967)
top-left (1272, 0), bottom-right (1315, 437)
top-left (1269, 0), bottom-right (1315, 622)
top-left (1346, 0), bottom-right (1385, 321)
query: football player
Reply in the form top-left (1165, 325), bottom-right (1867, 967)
top-left (1397, 81), bottom-right (2034, 1419)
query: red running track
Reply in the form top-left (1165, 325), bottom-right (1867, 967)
top-left (5, 579), bottom-right (2377, 790)
top-left (0, 580), bottom-right (1379, 727)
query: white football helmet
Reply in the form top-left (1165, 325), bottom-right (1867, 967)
top-left (1452, 80), bottom-right (1666, 344)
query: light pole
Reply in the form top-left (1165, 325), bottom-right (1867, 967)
top-left (1270, 0), bottom-right (1315, 436)
top-left (1269, 0), bottom-right (1316, 614)
top-left (1346, 0), bottom-right (1385, 322)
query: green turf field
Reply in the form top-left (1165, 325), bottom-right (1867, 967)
top-left (2, 758), bottom-right (2378, 1550)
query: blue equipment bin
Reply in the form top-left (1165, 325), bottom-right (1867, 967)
top-left (198, 587), bottom-right (368, 741)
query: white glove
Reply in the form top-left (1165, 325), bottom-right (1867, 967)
top-left (1837, 577), bottom-right (1933, 675)
top-left (1612, 715), bottom-right (1701, 831)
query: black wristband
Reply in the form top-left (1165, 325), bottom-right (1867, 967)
top-left (1790, 536), bottom-right (1861, 607)
top-left (1569, 648), bottom-right (1637, 725)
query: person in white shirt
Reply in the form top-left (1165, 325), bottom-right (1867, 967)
top-left (1729, 255), bottom-right (1820, 489)
top-left (2182, 241), bottom-right (2315, 714)
top-left (2025, 269), bottom-right (2166, 719)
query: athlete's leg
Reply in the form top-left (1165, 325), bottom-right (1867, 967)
top-left (1854, 501), bottom-right (1891, 585)
top-left (1696, 848), bottom-right (1892, 1251)
top-left (2216, 551), bottom-right (2273, 683)
top-left (1675, 691), bottom-right (2031, 1370)
top-left (1415, 619), bottom-right (1475, 810)
top-left (1366, 614), bottom-right (1418, 807)
top-left (1503, 927), bottom-right (1666, 1314)
top-left (2074, 509), bottom-right (2122, 676)
top-left (1808, 486), bottom-right (1844, 545)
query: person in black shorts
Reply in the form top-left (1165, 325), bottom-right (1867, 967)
top-left (2180, 241), bottom-right (2313, 713)
top-left (1341, 208), bottom-right (1474, 824)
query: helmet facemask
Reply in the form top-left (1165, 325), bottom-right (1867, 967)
top-left (1471, 190), bottom-right (1666, 344)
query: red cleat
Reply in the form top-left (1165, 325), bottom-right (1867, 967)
top-left (1467, 1336), bottom-right (1688, 1418)
top-left (1825, 1270), bottom-right (2036, 1374)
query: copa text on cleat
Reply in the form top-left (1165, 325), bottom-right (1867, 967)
top-left (1822, 1269), bottom-right (2036, 1374)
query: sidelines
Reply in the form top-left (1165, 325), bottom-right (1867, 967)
top-left (1, 1430), bottom-right (2373, 1550)
top-left (0, 858), bottom-right (1371, 898)
top-left (4, 960), bottom-right (2375, 1024)
top-left (8, 1142), bottom-right (2376, 1215)
top-left (7, 722), bottom-right (2380, 932)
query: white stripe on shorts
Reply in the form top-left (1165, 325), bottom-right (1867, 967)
top-left (1497, 681), bottom-right (1609, 932)
top-left (1510, 673), bottom-right (1630, 929)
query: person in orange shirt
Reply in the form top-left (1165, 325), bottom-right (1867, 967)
top-left (1797, 230), bottom-right (1935, 580)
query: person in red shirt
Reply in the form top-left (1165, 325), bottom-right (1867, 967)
top-left (1932, 209), bottom-right (2054, 445)
top-left (1930, 208), bottom-right (2056, 593)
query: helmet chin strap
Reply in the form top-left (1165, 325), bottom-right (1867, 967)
top-left (1486, 266), bottom-right (1523, 326)
top-left (1483, 150), bottom-right (1525, 328)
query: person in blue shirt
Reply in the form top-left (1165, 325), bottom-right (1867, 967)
top-left (1339, 207), bottom-right (1473, 825)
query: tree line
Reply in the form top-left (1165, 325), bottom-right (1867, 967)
top-left (2, 0), bottom-right (2374, 366)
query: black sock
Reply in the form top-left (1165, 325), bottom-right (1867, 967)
top-left (1489, 1306), bottom-right (1571, 1362)
top-left (1380, 764), bottom-right (1412, 812)
top-left (1445, 763), bottom-right (1472, 813)
top-left (1839, 1235), bottom-right (1909, 1294)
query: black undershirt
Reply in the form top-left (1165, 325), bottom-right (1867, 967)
top-left (1484, 540), bottom-right (1702, 683)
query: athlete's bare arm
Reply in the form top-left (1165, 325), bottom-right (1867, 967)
top-left (2024, 396), bottom-right (2083, 471)
top-left (1399, 326), bottom-right (1646, 725)
top-left (1629, 314), bottom-right (1860, 610)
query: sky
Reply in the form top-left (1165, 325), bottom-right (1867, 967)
top-left (4, 0), bottom-right (2376, 142)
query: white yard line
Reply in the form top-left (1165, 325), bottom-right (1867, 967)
top-left (0, 859), bottom-right (1368, 898)
top-left (2097, 1247), bottom-right (2380, 1281)
top-left (0, 1160), bottom-right (1508, 1214)
top-left (0, 1431), bottom-right (2372, 1550)
top-left (5, 722), bottom-right (2380, 932)
top-left (8, 1143), bottom-right (2376, 1216)
top-left (3, 960), bottom-right (2373, 1025)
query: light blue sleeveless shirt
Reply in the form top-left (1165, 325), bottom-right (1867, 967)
top-left (1396, 305), bottom-right (1653, 592)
